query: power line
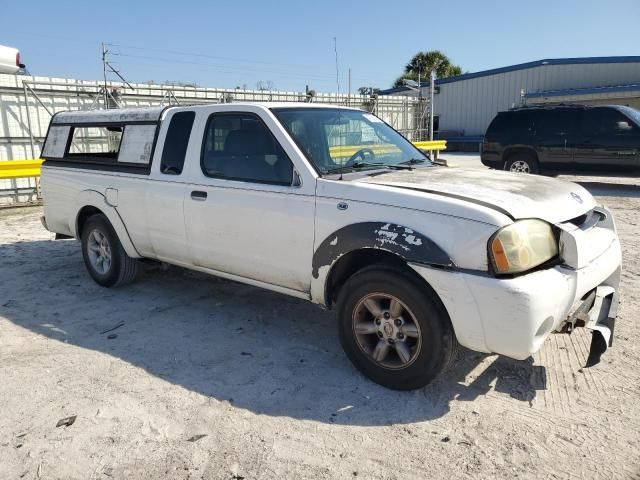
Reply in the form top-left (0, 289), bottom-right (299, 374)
top-left (110, 52), bottom-right (334, 81)
top-left (112, 60), bottom-right (336, 86)
top-left (105, 42), bottom-right (320, 70)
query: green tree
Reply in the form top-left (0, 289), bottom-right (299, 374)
top-left (357, 86), bottom-right (381, 96)
top-left (393, 50), bottom-right (462, 88)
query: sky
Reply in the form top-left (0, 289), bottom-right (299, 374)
top-left (3, 0), bottom-right (640, 93)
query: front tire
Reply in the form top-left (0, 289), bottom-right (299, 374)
top-left (81, 214), bottom-right (138, 287)
top-left (337, 265), bottom-right (455, 390)
top-left (504, 153), bottom-right (539, 174)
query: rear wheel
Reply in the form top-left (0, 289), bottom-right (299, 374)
top-left (337, 265), bottom-right (455, 390)
top-left (505, 153), bottom-right (539, 174)
top-left (81, 214), bottom-right (138, 287)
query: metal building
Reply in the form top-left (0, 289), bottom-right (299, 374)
top-left (380, 56), bottom-right (640, 148)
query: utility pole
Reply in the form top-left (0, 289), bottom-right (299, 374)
top-left (418, 70), bottom-right (422, 140)
top-left (429, 69), bottom-right (435, 141)
top-left (333, 37), bottom-right (340, 96)
top-left (101, 42), bottom-right (108, 109)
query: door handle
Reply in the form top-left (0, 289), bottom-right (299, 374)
top-left (191, 191), bottom-right (207, 201)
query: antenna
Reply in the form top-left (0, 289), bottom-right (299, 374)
top-left (333, 37), bottom-right (340, 96)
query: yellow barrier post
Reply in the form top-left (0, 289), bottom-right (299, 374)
top-left (412, 140), bottom-right (448, 162)
top-left (0, 160), bottom-right (44, 180)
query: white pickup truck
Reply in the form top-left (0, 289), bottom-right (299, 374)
top-left (40, 103), bottom-right (621, 390)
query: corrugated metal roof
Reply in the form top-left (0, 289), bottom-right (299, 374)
top-left (379, 56), bottom-right (640, 95)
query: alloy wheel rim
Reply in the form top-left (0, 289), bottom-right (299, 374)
top-left (87, 229), bottom-right (112, 274)
top-left (352, 293), bottom-right (422, 369)
top-left (509, 160), bottom-right (531, 173)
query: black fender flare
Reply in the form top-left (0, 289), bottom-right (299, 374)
top-left (311, 222), bottom-right (454, 279)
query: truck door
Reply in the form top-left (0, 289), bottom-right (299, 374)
top-left (183, 110), bottom-right (316, 293)
top-left (535, 108), bottom-right (579, 171)
top-left (144, 110), bottom-right (197, 264)
top-left (575, 107), bottom-right (640, 171)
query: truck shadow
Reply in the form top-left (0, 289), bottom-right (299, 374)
top-left (0, 238), bottom-right (547, 426)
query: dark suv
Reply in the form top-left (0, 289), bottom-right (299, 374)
top-left (481, 104), bottom-right (640, 174)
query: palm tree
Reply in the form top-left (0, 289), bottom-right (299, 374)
top-left (393, 51), bottom-right (462, 88)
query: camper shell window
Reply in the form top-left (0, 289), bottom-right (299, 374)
top-left (66, 126), bottom-right (124, 160)
top-left (41, 120), bottom-right (159, 174)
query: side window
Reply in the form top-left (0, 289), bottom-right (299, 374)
top-left (160, 111), bottom-right (195, 175)
top-left (581, 109), bottom-right (634, 136)
top-left (201, 113), bottom-right (293, 186)
top-left (42, 126), bottom-right (71, 158)
top-left (63, 124), bottom-right (156, 167)
top-left (505, 112), bottom-right (537, 135)
top-left (537, 109), bottom-right (578, 136)
top-left (67, 126), bottom-right (123, 158)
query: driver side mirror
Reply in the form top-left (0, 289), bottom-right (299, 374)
top-left (616, 121), bottom-right (633, 132)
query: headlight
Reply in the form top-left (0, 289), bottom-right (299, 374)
top-left (489, 219), bottom-right (558, 274)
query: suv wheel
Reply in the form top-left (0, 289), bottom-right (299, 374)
top-left (505, 153), bottom-right (539, 174)
top-left (81, 214), bottom-right (138, 287)
top-left (337, 265), bottom-right (455, 390)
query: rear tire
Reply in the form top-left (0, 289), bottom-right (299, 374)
top-left (81, 214), bottom-right (138, 288)
top-left (337, 265), bottom-right (455, 390)
top-left (504, 153), bottom-right (539, 174)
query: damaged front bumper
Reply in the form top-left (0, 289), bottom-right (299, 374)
top-left (564, 285), bottom-right (619, 367)
top-left (410, 228), bottom-right (621, 366)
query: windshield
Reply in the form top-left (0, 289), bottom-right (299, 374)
top-left (618, 106), bottom-right (640, 126)
top-left (271, 108), bottom-right (431, 175)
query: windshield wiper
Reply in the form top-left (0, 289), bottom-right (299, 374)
top-left (325, 162), bottom-right (415, 175)
top-left (399, 158), bottom-right (427, 165)
top-left (324, 162), bottom-right (385, 175)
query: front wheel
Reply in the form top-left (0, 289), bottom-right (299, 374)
top-left (81, 214), bottom-right (138, 287)
top-left (337, 265), bottom-right (455, 390)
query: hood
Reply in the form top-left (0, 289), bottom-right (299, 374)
top-left (358, 167), bottom-right (596, 224)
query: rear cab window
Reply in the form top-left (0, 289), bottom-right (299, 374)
top-left (160, 111), bottom-right (196, 175)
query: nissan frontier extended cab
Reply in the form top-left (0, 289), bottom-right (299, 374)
top-left (39, 103), bottom-right (621, 390)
